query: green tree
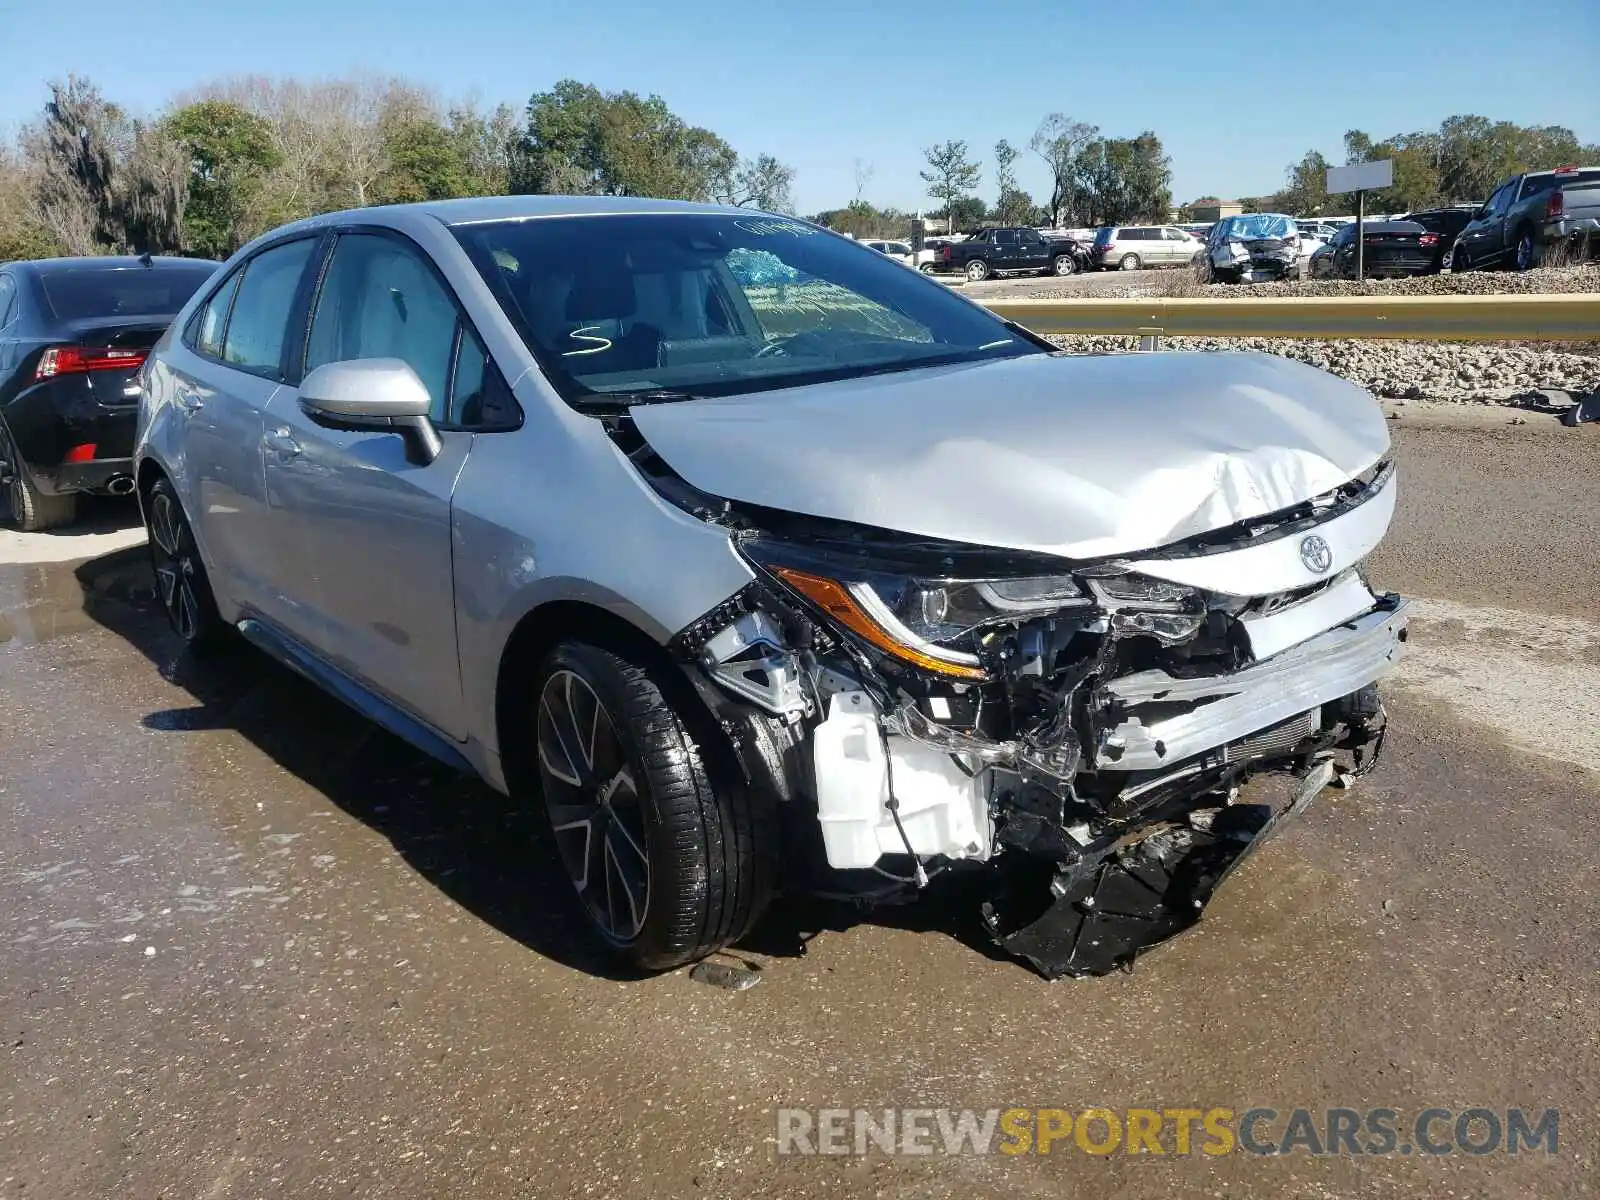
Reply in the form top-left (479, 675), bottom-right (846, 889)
top-left (517, 79), bottom-right (737, 200)
top-left (920, 139), bottom-right (981, 233)
top-left (1272, 149), bottom-right (1331, 215)
top-left (165, 100), bottom-right (280, 258)
top-left (934, 194), bottom-right (987, 231)
top-left (1029, 114), bottom-right (1097, 228)
top-left (377, 118), bottom-right (473, 204)
top-left (713, 153), bottom-right (797, 212)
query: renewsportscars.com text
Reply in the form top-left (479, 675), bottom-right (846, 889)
top-left (775, 1106), bottom-right (1559, 1157)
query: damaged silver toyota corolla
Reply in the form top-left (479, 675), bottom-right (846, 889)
top-left (138, 198), bottom-right (1405, 980)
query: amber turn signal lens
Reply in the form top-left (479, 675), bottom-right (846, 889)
top-left (773, 567), bottom-right (988, 681)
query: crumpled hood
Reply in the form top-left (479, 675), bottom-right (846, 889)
top-left (631, 351), bottom-right (1390, 560)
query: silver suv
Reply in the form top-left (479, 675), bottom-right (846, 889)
top-left (1090, 225), bottom-right (1203, 270)
top-left (137, 197), bottom-right (1407, 979)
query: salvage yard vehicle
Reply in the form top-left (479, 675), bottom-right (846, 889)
top-left (135, 196), bottom-right (1407, 979)
top-left (1453, 166), bottom-right (1600, 271)
top-left (1201, 214), bottom-right (1303, 283)
top-left (1090, 225), bottom-right (1203, 271)
top-left (0, 255), bottom-right (218, 531)
top-left (1321, 220), bottom-right (1441, 279)
top-left (937, 227), bottom-right (1088, 280)
top-left (1400, 207), bottom-right (1475, 273)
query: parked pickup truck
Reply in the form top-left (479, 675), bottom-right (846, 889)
top-left (935, 227), bottom-right (1088, 281)
top-left (1453, 166), bottom-right (1600, 272)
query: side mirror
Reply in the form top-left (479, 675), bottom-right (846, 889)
top-left (299, 358), bottom-right (442, 465)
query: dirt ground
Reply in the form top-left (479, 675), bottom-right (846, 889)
top-left (2, 418), bottom-right (1597, 1199)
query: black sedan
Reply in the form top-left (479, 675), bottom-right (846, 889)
top-left (0, 256), bottom-right (217, 530)
top-left (1400, 208), bottom-right (1475, 272)
top-left (1318, 221), bottom-right (1442, 279)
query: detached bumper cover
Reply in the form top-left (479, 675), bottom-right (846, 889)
top-left (1097, 598), bottom-right (1408, 771)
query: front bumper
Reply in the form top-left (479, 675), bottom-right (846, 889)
top-left (1097, 598), bottom-right (1408, 771)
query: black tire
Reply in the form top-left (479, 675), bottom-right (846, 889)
top-left (1513, 228), bottom-right (1539, 272)
top-left (0, 423), bottom-right (77, 532)
top-left (964, 259), bottom-right (989, 282)
top-left (1118, 253), bottom-right (1141, 271)
top-left (1452, 246), bottom-right (1470, 273)
top-left (919, 263), bottom-right (936, 274)
top-left (1051, 254), bottom-right (1077, 276)
top-left (145, 476), bottom-right (226, 647)
top-left (532, 641), bottom-right (776, 971)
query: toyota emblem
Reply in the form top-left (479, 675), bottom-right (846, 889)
top-left (1299, 534), bottom-right (1333, 575)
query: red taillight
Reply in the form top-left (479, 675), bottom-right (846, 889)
top-left (1418, 233), bottom-right (1439, 248)
top-left (34, 345), bottom-right (148, 380)
top-left (940, 245), bottom-right (952, 260)
top-left (64, 443), bottom-right (98, 463)
top-left (1547, 191), bottom-right (1564, 219)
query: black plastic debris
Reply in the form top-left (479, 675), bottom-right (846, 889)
top-left (985, 761), bottom-right (1336, 979)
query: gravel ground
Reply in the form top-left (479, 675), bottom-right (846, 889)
top-left (1030, 264), bottom-right (1600, 405)
top-left (1019, 263), bottom-right (1600, 301)
top-left (1045, 333), bottom-right (1600, 405)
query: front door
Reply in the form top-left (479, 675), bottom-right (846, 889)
top-left (260, 230), bottom-right (475, 739)
top-left (1016, 230), bottom-right (1051, 270)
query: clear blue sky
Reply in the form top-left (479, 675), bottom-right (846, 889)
top-left (3, 0), bottom-right (1596, 215)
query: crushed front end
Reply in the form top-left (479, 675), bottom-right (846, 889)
top-left (657, 444), bottom-right (1406, 979)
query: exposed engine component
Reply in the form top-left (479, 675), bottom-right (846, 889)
top-left (665, 455), bottom-right (1408, 979)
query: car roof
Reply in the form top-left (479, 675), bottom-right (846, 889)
top-left (410, 194), bottom-right (754, 226)
top-left (8, 255), bottom-right (218, 275)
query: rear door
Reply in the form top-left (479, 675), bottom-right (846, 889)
top-left (990, 228), bottom-right (1021, 270)
top-left (260, 228), bottom-right (482, 738)
top-left (168, 238), bottom-right (321, 624)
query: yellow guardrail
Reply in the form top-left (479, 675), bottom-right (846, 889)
top-left (980, 294), bottom-right (1600, 341)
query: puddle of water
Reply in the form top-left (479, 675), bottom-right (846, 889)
top-left (0, 551), bottom-right (158, 648)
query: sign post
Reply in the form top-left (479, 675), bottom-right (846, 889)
top-left (1327, 159), bottom-right (1394, 283)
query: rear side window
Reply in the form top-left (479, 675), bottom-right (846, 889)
top-left (1094, 228), bottom-right (1115, 245)
top-left (305, 233), bottom-right (461, 419)
top-left (994, 230), bottom-right (1019, 245)
top-left (40, 264), bottom-right (216, 322)
top-left (222, 239), bottom-right (317, 375)
top-left (0, 275), bottom-right (15, 327)
top-left (190, 270), bottom-right (243, 358)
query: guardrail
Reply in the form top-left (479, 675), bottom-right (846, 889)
top-left (979, 294), bottom-right (1600, 342)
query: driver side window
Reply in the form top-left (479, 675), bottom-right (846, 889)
top-left (306, 234), bottom-right (460, 421)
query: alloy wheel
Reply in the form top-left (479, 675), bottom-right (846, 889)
top-left (148, 490), bottom-right (203, 641)
top-left (537, 669), bottom-right (651, 943)
top-left (1515, 234), bottom-right (1535, 271)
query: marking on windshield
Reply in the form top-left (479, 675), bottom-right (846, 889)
top-left (563, 326), bottom-right (613, 357)
top-left (733, 218), bottom-right (816, 238)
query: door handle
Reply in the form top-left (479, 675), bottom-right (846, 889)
top-left (263, 428), bottom-right (302, 458)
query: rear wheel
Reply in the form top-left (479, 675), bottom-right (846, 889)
top-left (533, 641), bottom-right (776, 971)
top-left (145, 477), bottom-right (225, 646)
top-left (0, 423), bottom-right (76, 532)
top-left (1514, 229), bottom-right (1539, 271)
top-left (1118, 253), bottom-right (1142, 271)
top-left (919, 262), bottom-right (936, 274)
top-left (1051, 254), bottom-right (1077, 276)
top-left (965, 259), bottom-right (989, 282)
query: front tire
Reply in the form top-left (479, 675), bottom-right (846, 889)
top-left (1118, 253), bottom-right (1142, 271)
top-left (145, 477), bottom-right (225, 646)
top-left (533, 642), bottom-right (776, 971)
top-left (965, 259), bottom-right (989, 282)
top-left (0, 423), bottom-right (77, 532)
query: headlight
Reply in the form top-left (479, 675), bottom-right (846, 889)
top-left (741, 541), bottom-right (1088, 681)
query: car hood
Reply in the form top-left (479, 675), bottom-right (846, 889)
top-left (630, 351), bottom-right (1391, 560)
